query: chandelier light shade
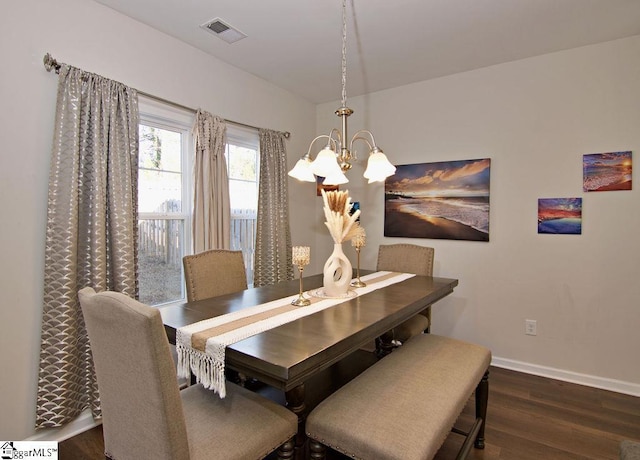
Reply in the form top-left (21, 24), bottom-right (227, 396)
top-left (322, 169), bottom-right (350, 185)
top-left (363, 148), bottom-right (397, 183)
top-left (288, 156), bottom-right (315, 182)
top-left (310, 146), bottom-right (343, 178)
top-left (288, 0), bottom-right (396, 186)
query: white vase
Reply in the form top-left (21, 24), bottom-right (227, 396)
top-left (323, 243), bottom-right (353, 297)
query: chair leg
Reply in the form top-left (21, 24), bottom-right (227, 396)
top-left (309, 439), bottom-right (327, 460)
top-left (474, 369), bottom-right (489, 449)
top-left (276, 437), bottom-right (295, 460)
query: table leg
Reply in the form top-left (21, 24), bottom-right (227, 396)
top-left (375, 332), bottom-right (396, 358)
top-left (285, 384), bottom-right (307, 460)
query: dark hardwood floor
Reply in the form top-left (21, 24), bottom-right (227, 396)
top-left (435, 366), bottom-right (640, 460)
top-left (59, 354), bottom-right (640, 460)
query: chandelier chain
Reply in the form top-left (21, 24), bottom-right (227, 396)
top-left (341, 0), bottom-right (347, 108)
top-left (286, 0), bottom-right (396, 185)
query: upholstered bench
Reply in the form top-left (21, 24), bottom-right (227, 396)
top-left (621, 440), bottom-right (640, 460)
top-left (306, 334), bottom-right (491, 460)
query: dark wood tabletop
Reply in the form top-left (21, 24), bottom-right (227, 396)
top-left (159, 270), bottom-right (459, 392)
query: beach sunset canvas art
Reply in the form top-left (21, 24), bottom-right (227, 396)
top-left (583, 151), bottom-right (632, 192)
top-left (538, 198), bottom-right (582, 234)
top-left (384, 158), bottom-right (490, 241)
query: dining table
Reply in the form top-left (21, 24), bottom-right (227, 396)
top-left (159, 270), bottom-right (458, 459)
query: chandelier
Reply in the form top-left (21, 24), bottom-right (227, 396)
top-left (288, 0), bottom-right (396, 186)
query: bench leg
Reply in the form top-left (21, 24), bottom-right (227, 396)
top-left (474, 369), bottom-right (489, 449)
top-left (309, 439), bottom-right (326, 460)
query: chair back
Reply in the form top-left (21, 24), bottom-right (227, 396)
top-left (79, 287), bottom-right (191, 460)
top-left (183, 249), bottom-right (248, 302)
top-left (377, 244), bottom-right (434, 276)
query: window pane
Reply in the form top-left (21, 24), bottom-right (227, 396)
top-left (229, 179), bottom-right (257, 210)
top-left (230, 209), bottom-right (256, 285)
top-left (139, 125), bottom-right (182, 213)
top-left (227, 145), bottom-right (257, 181)
top-left (138, 218), bottom-right (184, 305)
top-left (139, 169), bottom-right (182, 213)
top-left (139, 125), bottom-right (182, 172)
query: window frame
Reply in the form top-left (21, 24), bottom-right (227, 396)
top-left (138, 97), bottom-right (194, 305)
top-left (136, 99), bottom-right (261, 300)
top-left (225, 125), bottom-right (260, 285)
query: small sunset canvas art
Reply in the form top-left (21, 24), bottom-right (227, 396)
top-left (538, 198), bottom-right (582, 235)
top-left (583, 151), bottom-right (632, 192)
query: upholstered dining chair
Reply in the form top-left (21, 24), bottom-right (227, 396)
top-left (376, 244), bottom-right (435, 356)
top-left (183, 249), bottom-right (257, 387)
top-left (78, 287), bottom-right (297, 460)
top-left (183, 249), bottom-right (248, 302)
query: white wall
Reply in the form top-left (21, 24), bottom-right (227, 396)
top-left (0, 0), bottom-right (316, 440)
top-left (314, 36), bottom-right (640, 392)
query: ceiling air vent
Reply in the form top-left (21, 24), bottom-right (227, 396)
top-left (201, 18), bottom-right (247, 44)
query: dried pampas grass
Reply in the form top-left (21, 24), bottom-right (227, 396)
top-left (321, 189), bottom-right (361, 243)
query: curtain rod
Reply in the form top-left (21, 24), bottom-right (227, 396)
top-left (43, 53), bottom-right (290, 139)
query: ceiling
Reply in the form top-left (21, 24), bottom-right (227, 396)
top-left (93, 0), bottom-right (640, 104)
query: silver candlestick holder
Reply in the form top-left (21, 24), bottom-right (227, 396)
top-left (291, 246), bottom-right (311, 306)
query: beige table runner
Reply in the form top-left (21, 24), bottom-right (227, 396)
top-left (177, 271), bottom-right (415, 397)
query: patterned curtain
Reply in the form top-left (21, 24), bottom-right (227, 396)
top-left (192, 110), bottom-right (230, 252)
top-left (253, 129), bottom-right (293, 287)
top-left (36, 65), bottom-right (139, 428)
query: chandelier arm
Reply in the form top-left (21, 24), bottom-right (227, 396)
top-left (328, 127), bottom-right (343, 150)
top-left (307, 134), bottom-right (338, 156)
top-left (349, 130), bottom-right (376, 152)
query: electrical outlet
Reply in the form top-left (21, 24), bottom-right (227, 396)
top-left (525, 319), bottom-right (537, 336)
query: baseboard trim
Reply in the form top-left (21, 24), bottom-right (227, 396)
top-left (26, 409), bottom-right (102, 443)
top-left (492, 356), bottom-right (640, 397)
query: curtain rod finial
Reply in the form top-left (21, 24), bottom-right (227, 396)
top-left (43, 53), bottom-right (60, 73)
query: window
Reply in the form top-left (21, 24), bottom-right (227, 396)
top-left (226, 126), bottom-right (260, 286)
top-left (137, 99), bottom-right (193, 305)
top-left (136, 99), bottom-right (259, 303)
